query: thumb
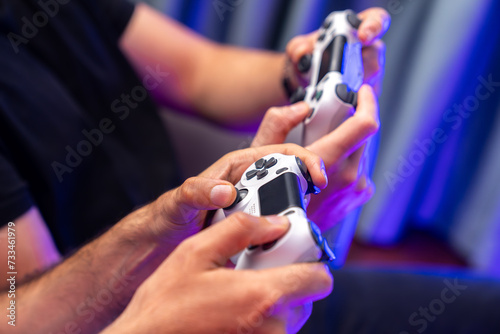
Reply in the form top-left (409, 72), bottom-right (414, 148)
top-left (252, 102), bottom-right (310, 147)
top-left (157, 177), bottom-right (237, 224)
top-left (176, 213), bottom-right (290, 270)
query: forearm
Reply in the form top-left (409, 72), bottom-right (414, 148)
top-left (120, 4), bottom-right (288, 126)
top-left (189, 46), bottom-right (288, 125)
top-left (1, 206), bottom-right (168, 333)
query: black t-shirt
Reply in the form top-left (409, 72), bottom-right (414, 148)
top-left (0, 0), bottom-right (181, 253)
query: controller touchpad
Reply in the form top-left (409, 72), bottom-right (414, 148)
top-left (258, 173), bottom-right (305, 216)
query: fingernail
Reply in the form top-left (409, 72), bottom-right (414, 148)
top-left (211, 185), bottom-right (234, 207)
top-left (266, 215), bottom-right (289, 226)
top-left (321, 167), bottom-right (328, 186)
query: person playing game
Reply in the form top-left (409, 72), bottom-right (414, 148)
top-left (0, 0), bottom-right (389, 332)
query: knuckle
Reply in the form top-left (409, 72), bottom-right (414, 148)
top-left (266, 107), bottom-right (283, 123)
top-left (178, 237), bottom-right (202, 256)
top-left (283, 142), bottom-right (301, 152)
top-left (230, 211), bottom-right (254, 231)
top-left (358, 114), bottom-right (380, 134)
top-left (179, 177), bottom-right (196, 197)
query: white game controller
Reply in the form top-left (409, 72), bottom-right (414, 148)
top-left (212, 153), bottom-right (334, 270)
top-left (289, 10), bottom-right (364, 146)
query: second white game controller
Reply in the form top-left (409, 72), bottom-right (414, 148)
top-left (289, 10), bottom-right (364, 146)
top-left (212, 153), bottom-right (334, 270)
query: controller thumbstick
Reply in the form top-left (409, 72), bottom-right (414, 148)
top-left (336, 84), bottom-right (357, 106)
top-left (298, 54), bottom-right (312, 73)
top-left (290, 87), bottom-right (307, 104)
top-left (346, 11), bottom-right (362, 29)
top-left (224, 188), bottom-right (248, 210)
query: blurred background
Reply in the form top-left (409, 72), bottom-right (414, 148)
top-left (133, 0), bottom-right (500, 278)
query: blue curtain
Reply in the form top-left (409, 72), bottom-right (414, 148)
top-left (136, 0), bottom-right (500, 276)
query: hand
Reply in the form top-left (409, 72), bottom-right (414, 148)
top-left (103, 214), bottom-right (333, 334)
top-left (285, 7), bottom-right (391, 96)
top-left (251, 85), bottom-right (379, 229)
top-left (146, 144), bottom-right (328, 247)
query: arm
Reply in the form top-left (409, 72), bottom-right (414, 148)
top-left (0, 207), bottom-right (60, 290)
top-left (0, 204), bottom-right (166, 333)
top-left (119, 3), bottom-right (288, 126)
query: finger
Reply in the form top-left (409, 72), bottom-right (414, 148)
top-left (362, 40), bottom-right (386, 95)
top-left (156, 177), bottom-right (237, 223)
top-left (286, 31), bottom-right (318, 65)
top-left (203, 143), bottom-right (328, 190)
top-left (329, 143), bottom-right (366, 190)
top-left (178, 213), bottom-right (290, 269)
top-left (263, 263), bottom-right (333, 307)
top-left (358, 7), bottom-right (391, 45)
top-left (251, 102), bottom-right (309, 148)
top-left (307, 85), bottom-right (379, 167)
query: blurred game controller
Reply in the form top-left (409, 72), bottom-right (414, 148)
top-left (212, 153), bottom-right (334, 270)
top-left (289, 10), bottom-right (364, 146)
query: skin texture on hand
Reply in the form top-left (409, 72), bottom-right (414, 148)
top-left (102, 214), bottom-right (333, 334)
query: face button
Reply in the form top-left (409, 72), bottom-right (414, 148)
top-left (255, 158), bottom-right (266, 169)
top-left (257, 169), bottom-right (269, 180)
top-left (246, 169), bottom-right (259, 180)
top-left (265, 157), bottom-right (278, 169)
top-left (315, 90), bottom-right (323, 101)
top-left (318, 32), bottom-right (326, 42)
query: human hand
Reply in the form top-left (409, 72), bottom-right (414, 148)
top-left (251, 85), bottom-right (379, 230)
top-left (285, 7), bottom-right (391, 96)
top-left (145, 143), bottom-right (327, 248)
top-left (104, 214), bottom-right (333, 334)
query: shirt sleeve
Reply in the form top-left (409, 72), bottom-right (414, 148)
top-left (0, 141), bottom-right (33, 226)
